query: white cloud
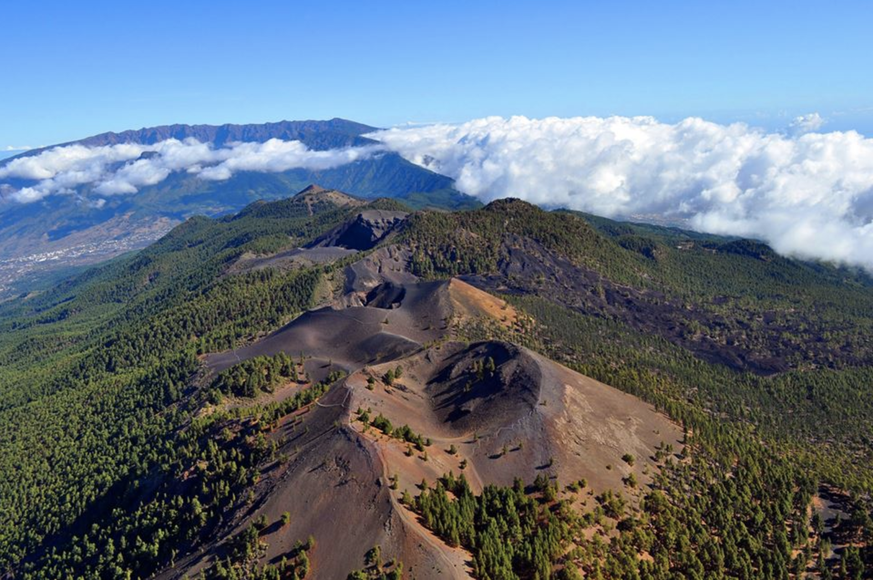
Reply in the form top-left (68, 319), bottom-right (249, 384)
top-left (0, 143), bottom-right (147, 182)
top-left (6, 115), bottom-right (873, 271)
top-left (198, 139), bottom-right (381, 181)
top-left (10, 187), bottom-right (46, 203)
top-left (367, 115), bottom-right (873, 270)
top-left (0, 138), bottom-right (383, 203)
top-left (788, 112), bottom-right (825, 135)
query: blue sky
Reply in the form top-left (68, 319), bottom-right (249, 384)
top-left (1, 0), bottom-right (872, 149)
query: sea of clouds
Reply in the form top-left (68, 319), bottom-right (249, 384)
top-left (2, 115), bottom-right (873, 270)
top-left (368, 115), bottom-right (873, 270)
top-left (0, 139), bottom-right (381, 203)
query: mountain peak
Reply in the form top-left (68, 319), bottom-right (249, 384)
top-left (296, 184), bottom-right (329, 195)
top-left (291, 184), bottom-right (365, 214)
top-left (483, 197), bottom-right (541, 213)
top-left (231, 185), bottom-right (364, 220)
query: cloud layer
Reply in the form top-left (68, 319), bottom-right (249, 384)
top-left (0, 139), bottom-right (381, 203)
top-left (4, 116), bottom-right (873, 271)
top-left (368, 116), bottom-right (873, 270)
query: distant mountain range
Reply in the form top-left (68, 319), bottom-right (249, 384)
top-left (11, 118), bottom-right (378, 154)
top-left (0, 151), bottom-right (24, 161)
top-left (0, 119), bottom-right (479, 297)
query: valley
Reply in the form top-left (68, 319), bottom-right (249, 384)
top-left (0, 215), bottom-right (177, 297)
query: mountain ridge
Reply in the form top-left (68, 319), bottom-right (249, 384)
top-left (0, 118), bottom-right (379, 163)
top-left (0, 119), bottom-right (480, 298)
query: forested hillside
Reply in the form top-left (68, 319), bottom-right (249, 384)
top-left (403, 200), bottom-right (873, 479)
top-left (0, 189), bottom-right (390, 574)
top-left (1, 192), bottom-right (871, 579)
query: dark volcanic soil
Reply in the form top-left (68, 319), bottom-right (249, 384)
top-left (170, 255), bottom-right (683, 579)
top-left (309, 209), bottom-right (408, 251)
top-left (460, 233), bottom-right (794, 374)
top-left (158, 386), bottom-right (470, 580)
top-left (426, 341), bottom-right (542, 434)
top-left (204, 280), bottom-right (450, 376)
top-left (348, 340), bottom-right (683, 496)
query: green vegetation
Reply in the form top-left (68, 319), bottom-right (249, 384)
top-left (409, 433), bottom-right (819, 579)
top-left (361, 411), bottom-right (431, 452)
top-left (406, 200), bottom-right (873, 375)
top-left (381, 365), bottom-right (403, 386)
top-left (347, 545), bottom-right (403, 580)
top-left (401, 200), bottom-right (873, 576)
top-left (212, 353), bottom-right (300, 398)
top-left (12, 371), bottom-right (338, 579)
top-left (505, 295), bottom-right (873, 489)
top-left (410, 200), bottom-right (873, 486)
top-left (0, 195), bottom-right (369, 577)
top-left (411, 473), bottom-right (568, 579)
top-left (207, 527), bottom-right (313, 580)
top-left (2, 195), bottom-right (873, 578)
top-left (201, 374), bottom-right (338, 430)
top-left (452, 292), bottom-right (873, 576)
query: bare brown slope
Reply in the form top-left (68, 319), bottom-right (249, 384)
top-left (204, 280), bottom-right (450, 377)
top-left (348, 340), bottom-right (682, 497)
top-left (158, 386), bottom-right (470, 580)
top-left (178, 268), bottom-right (681, 578)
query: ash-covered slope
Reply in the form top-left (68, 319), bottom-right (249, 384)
top-left (225, 188), bottom-right (408, 276)
top-left (176, 255), bottom-right (681, 579)
top-left (308, 209), bottom-right (408, 251)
